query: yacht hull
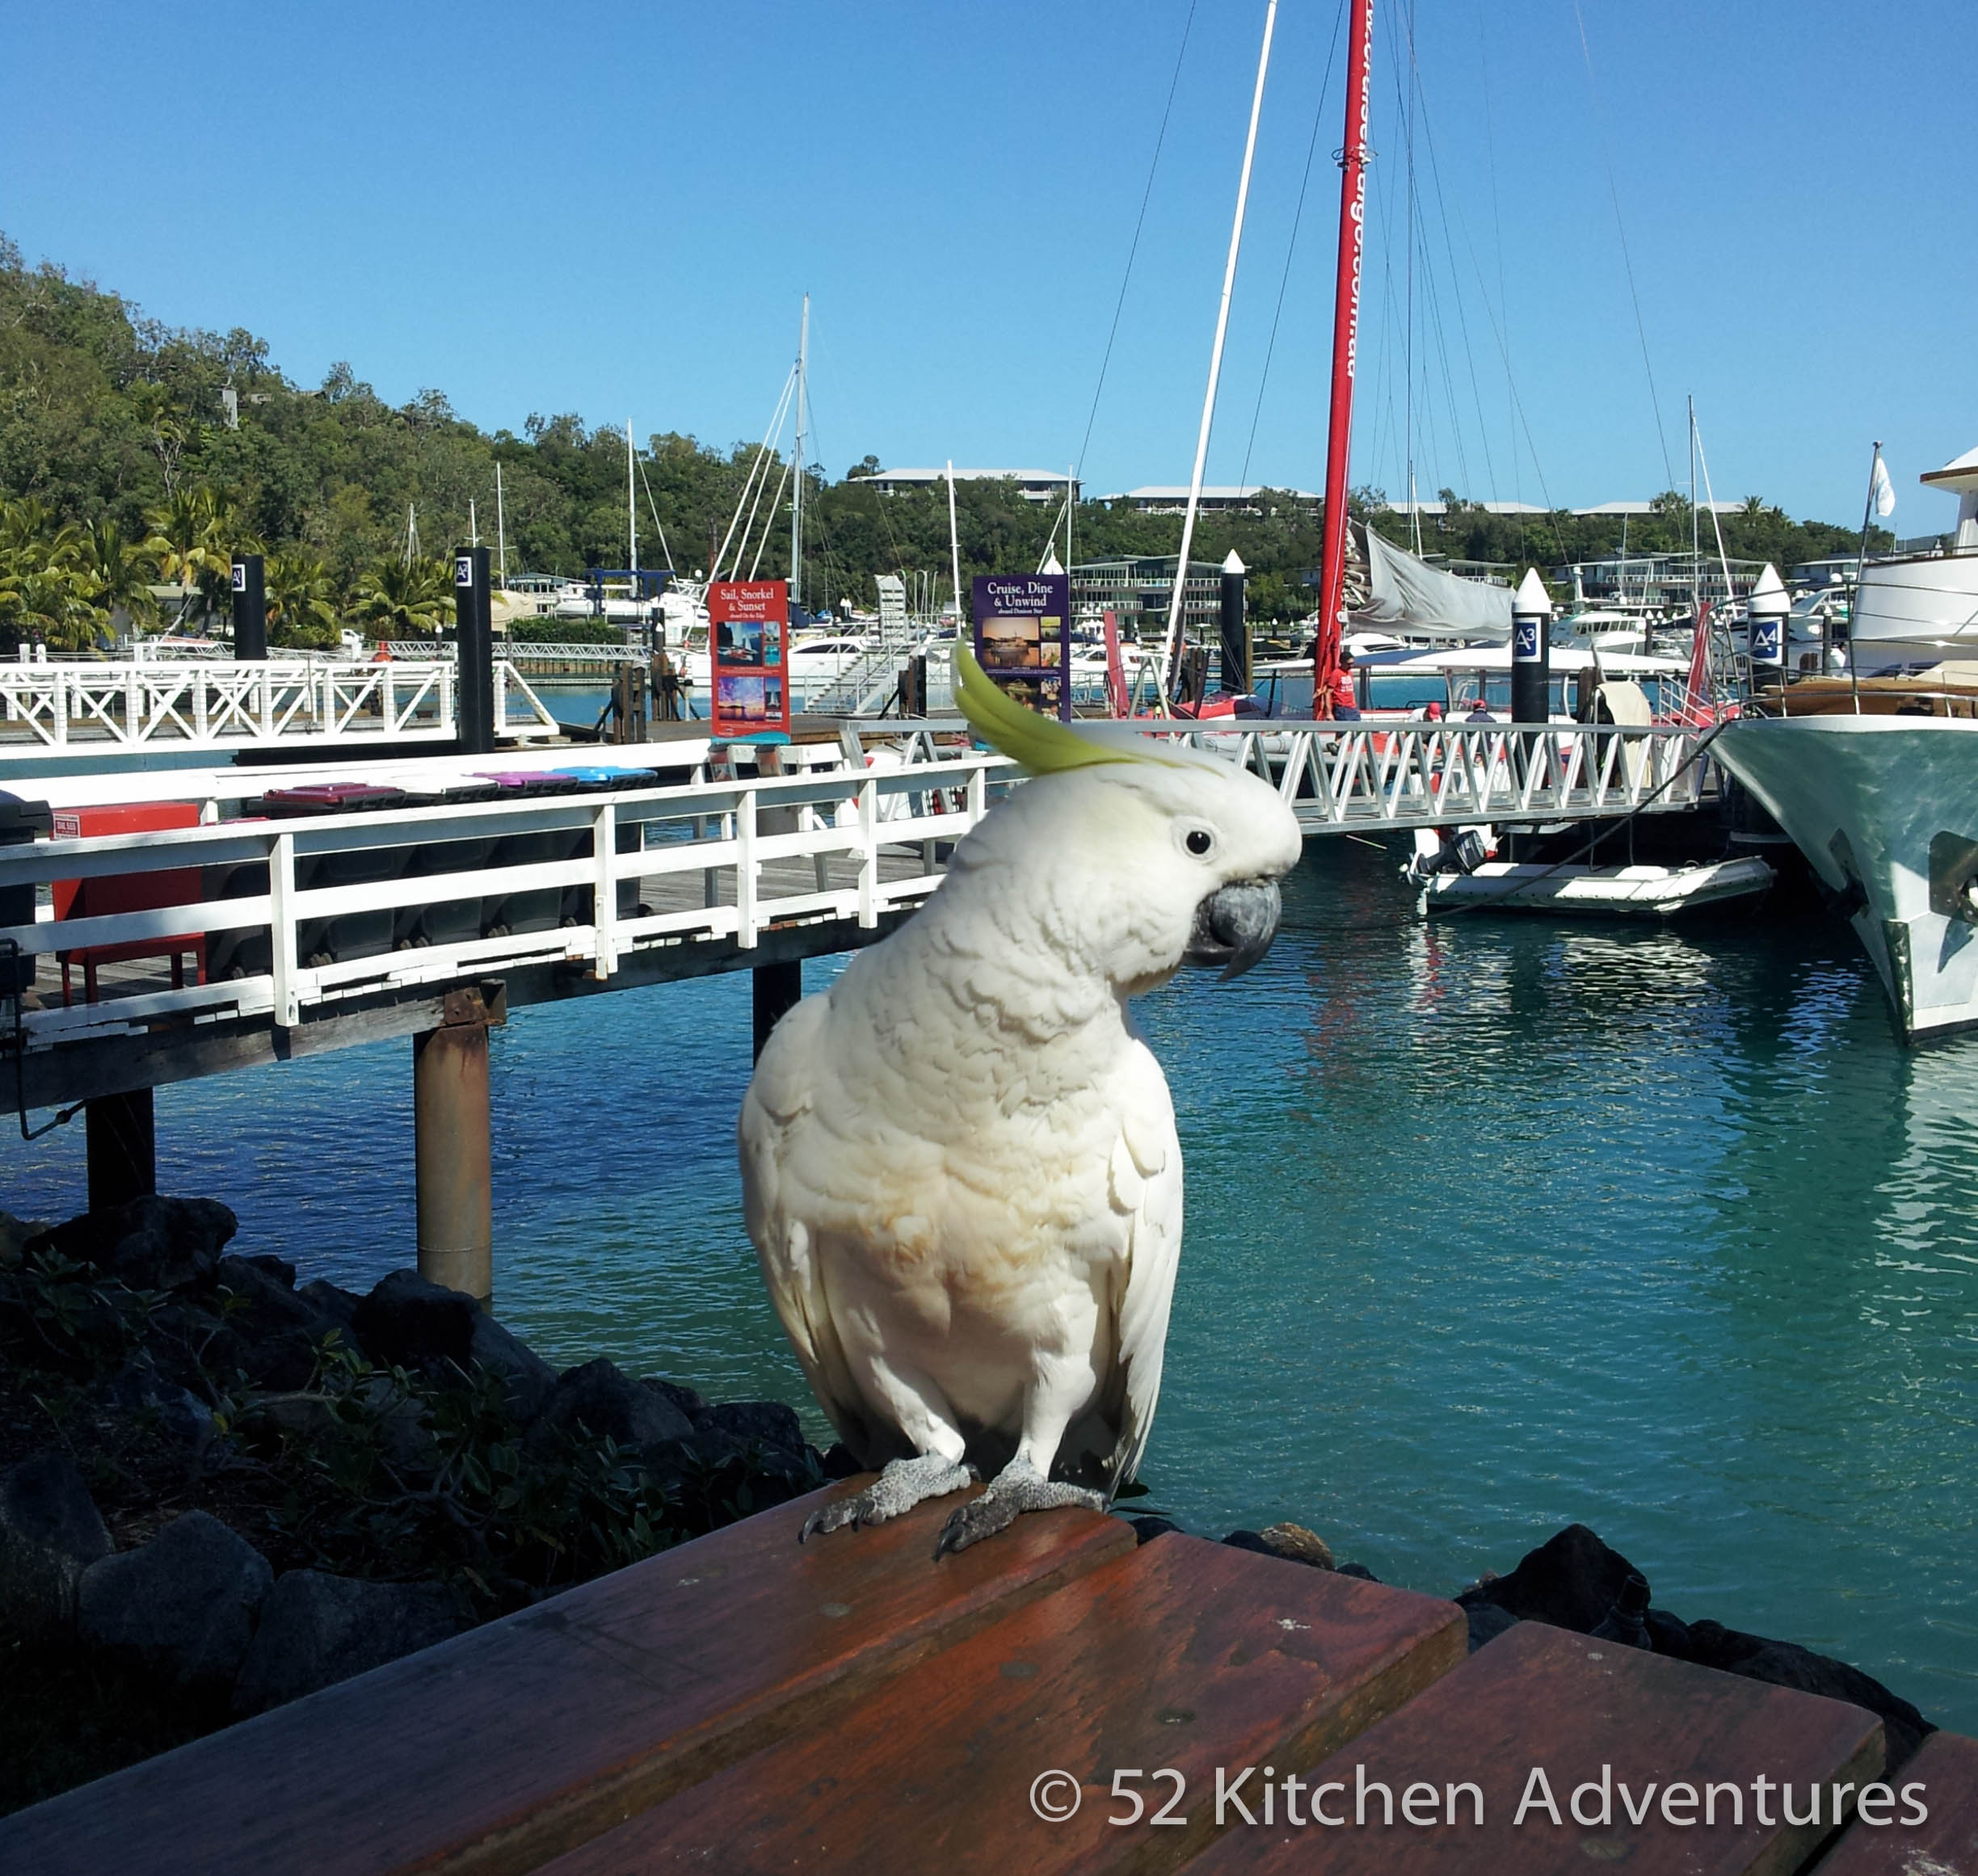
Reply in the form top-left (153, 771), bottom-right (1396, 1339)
top-left (1715, 717), bottom-right (1978, 1040)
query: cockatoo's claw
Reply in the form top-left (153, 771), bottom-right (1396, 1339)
top-left (798, 1454), bottom-right (973, 1543)
top-left (932, 1464), bottom-right (1106, 1559)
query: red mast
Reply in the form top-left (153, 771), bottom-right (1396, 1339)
top-left (1315, 0), bottom-right (1375, 716)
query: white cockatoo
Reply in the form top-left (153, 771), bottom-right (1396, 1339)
top-left (739, 646), bottom-right (1303, 1554)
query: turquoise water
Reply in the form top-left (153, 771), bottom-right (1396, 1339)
top-left (3, 843), bottom-right (1973, 1731)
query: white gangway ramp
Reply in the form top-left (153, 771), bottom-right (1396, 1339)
top-left (1134, 718), bottom-right (1715, 831)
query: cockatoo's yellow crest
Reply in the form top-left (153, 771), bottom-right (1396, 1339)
top-left (951, 641), bottom-right (1130, 773)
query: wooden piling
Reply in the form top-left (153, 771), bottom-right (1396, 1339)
top-left (413, 984), bottom-right (503, 1306)
top-left (85, 1087), bottom-right (155, 1211)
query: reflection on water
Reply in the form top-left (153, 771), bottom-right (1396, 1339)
top-left (2, 843), bottom-right (1973, 1727)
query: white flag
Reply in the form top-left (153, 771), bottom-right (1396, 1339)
top-left (1871, 451), bottom-right (1896, 518)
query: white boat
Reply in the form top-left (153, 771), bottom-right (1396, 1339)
top-left (1708, 444), bottom-right (1978, 1040)
top-left (1419, 856), bottom-right (1776, 919)
top-left (1714, 715), bottom-right (1978, 1038)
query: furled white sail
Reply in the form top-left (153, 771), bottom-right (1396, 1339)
top-left (1353, 524), bottom-right (1514, 641)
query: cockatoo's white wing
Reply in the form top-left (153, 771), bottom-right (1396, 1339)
top-left (738, 996), bottom-right (882, 1454)
top-left (1101, 1033), bottom-right (1185, 1493)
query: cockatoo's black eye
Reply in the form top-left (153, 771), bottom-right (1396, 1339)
top-left (1184, 827), bottom-right (1215, 858)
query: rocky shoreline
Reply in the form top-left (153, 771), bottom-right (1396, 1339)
top-left (0, 1193), bottom-right (1938, 1815)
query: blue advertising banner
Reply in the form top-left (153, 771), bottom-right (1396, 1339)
top-left (972, 574), bottom-right (1071, 721)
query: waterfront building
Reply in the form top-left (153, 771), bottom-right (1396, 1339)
top-left (858, 468), bottom-right (1077, 504)
top-left (1070, 555), bottom-right (1224, 639)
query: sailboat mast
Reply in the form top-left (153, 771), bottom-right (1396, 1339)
top-left (495, 461), bottom-right (507, 583)
top-left (791, 295), bottom-right (810, 612)
top-left (627, 419), bottom-right (638, 593)
top-left (1315, 0), bottom-right (1376, 714)
top-left (1688, 394), bottom-right (1699, 616)
top-left (1155, 0), bottom-right (1278, 707)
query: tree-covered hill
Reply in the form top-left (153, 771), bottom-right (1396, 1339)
top-left (0, 233), bottom-right (1881, 651)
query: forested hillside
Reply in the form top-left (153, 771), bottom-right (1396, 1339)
top-left (0, 235), bottom-right (1878, 651)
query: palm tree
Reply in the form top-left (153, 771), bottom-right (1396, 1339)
top-left (352, 555), bottom-right (454, 637)
top-left (80, 519), bottom-right (159, 631)
top-left (143, 486), bottom-right (242, 628)
top-left (0, 498), bottom-right (98, 653)
top-left (266, 553), bottom-right (340, 647)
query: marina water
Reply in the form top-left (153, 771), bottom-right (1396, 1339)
top-left (5, 841), bottom-right (1973, 1731)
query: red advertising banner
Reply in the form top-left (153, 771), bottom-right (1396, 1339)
top-left (708, 579), bottom-right (791, 739)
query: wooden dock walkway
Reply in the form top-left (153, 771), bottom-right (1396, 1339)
top-left (4, 1482), bottom-right (1967, 1876)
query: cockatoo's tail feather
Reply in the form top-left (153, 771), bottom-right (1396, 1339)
top-left (953, 642), bottom-right (1218, 774)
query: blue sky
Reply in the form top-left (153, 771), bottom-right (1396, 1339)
top-left (2, 1), bottom-right (1971, 528)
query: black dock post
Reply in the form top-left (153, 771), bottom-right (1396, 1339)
top-left (1218, 551), bottom-right (1249, 694)
top-left (753, 961), bottom-right (802, 1060)
top-left (86, 1089), bottom-right (155, 1212)
top-left (1510, 568), bottom-right (1551, 726)
top-left (230, 554), bottom-right (267, 660)
top-left (413, 984), bottom-right (503, 1306)
top-left (454, 546), bottom-right (494, 755)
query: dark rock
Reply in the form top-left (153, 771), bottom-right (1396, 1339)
top-left (1, 1211), bottom-right (52, 1260)
top-left (819, 1442), bottom-right (862, 1480)
top-left (242, 1252), bottom-right (297, 1288)
top-left (1466, 1603), bottom-right (1520, 1653)
top-left (1334, 1563), bottom-right (1380, 1582)
top-left (78, 1510), bottom-right (272, 1689)
top-left (1686, 1621), bottom-right (1935, 1773)
top-left (1127, 1516), bottom-right (1180, 1546)
top-left (697, 1399), bottom-right (805, 1456)
top-left (469, 1313), bottom-right (556, 1425)
top-left (103, 1352), bottom-right (216, 1449)
top-left (214, 1255), bottom-right (325, 1390)
top-left (28, 1196), bottom-right (237, 1293)
top-left (1458, 1524), bottom-right (1642, 1634)
top-left (231, 1571), bottom-right (460, 1714)
top-left (0, 1454), bottom-right (112, 1637)
top-left (1221, 1525), bottom-right (1336, 1569)
top-left (297, 1278), bottom-right (364, 1350)
top-left (1258, 1523), bottom-right (1335, 1569)
top-left (642, 1377), bottom-right (707, 1421)
top-left (351, 1269), bottom-right (479, 1377)
top-left (1644, 1606), bottom-right (1693, 1661)
top-left (529, 1358), bottom-right (693, 1454)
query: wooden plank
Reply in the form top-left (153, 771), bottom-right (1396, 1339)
top-left (1814, 1729), bottom-right (1978, 1874)
top-left (0, 1483), bottom-right (1131, 1876)
top-left (536, 1533), bottom-right (1467, 1876)
top-left (1188, 1620), bottom-right (1886, 1876)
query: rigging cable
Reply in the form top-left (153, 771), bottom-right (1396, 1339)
top-left (1075, 0), bottom-right (1198, 480)
top-left (1570, 0), bottom-right (1677, 493)
top-left (1237, 0), bottom-right (1349, 493)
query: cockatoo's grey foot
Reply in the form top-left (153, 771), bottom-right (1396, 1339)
top-left (932, 1458), bottom-right (1105, 1559)
top-left (799, 1453), bottom-right (974, 1542)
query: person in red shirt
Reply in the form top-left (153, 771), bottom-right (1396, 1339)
top-left (1328, 646), bottom-right (1361, 719)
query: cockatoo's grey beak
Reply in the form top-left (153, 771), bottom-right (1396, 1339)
top-left (1185, 879), bottom-right (1281, 980)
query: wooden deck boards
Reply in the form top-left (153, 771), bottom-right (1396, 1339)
top-left (538, 1534), bottom-right (1465, 1875)
top-left (1189, 1619), bottom-right (1886, 1876)
top-left (0, 1483), bottom-right (1129, 1876)
top-left (3, 1496), bottom-right (1968, 1876)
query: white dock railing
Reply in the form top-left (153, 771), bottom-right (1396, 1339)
top-left (1130, 719), bottom-right (1715, 827)
top-left (0, 754), bottom-right (1004, 1049)
top-left (383, 641), bottom-right (650, 664)
top-left (0, 660), bottom-right (561, 759)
